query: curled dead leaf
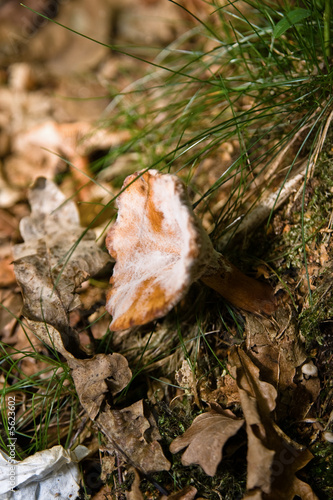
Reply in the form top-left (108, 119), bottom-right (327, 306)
top-left (68, 353), bottom-right (132, 420)
top-left (170, 406), bottom-right (244, 476)
top-left (97, 401), bottom-right (170, 474)
top-left (244, 309), bottom-right (307, 394)
top-left (125, 468), bottom-right (143, 500)
top-left (229, 347), bottom-right (318, 500)
top-left (13, 177), bottom-right (110, 354)
top-left (26, 319), bottom-right (75, 359)
top-left (161, 485), bottom-right (198, 500)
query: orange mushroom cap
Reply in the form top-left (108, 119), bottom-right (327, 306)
top-left (105, 169), bottom-right (218, 331)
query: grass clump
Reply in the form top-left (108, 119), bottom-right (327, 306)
top-left (100, 0), bottom-right (333, 231)
top-left (0, 335), bottom-right (79, 458)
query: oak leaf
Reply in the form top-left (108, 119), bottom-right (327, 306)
top-left (68, 353), bottom-right (132, 420)
top-left (229, 346), bottom-right (318, 500)
top-left (161, 485), bottom-right (198, 500)
top-left (169, 406), bottom-right (244, 476)
top-left (97, 400), bottom-right (170, 474)
top-left (13, 177), bottom-right (110, 354)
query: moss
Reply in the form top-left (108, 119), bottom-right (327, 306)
top-left (299, 268), bottom-right (333, 345)
top-left (307, 441), bottom-right (333, 499)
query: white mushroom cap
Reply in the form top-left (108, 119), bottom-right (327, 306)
top-left (323, 431), bottom-right (333, 443)
top-left (301, 361), bottom-right (318, 378)
top-left (105, 169), bottom-right (218, 330)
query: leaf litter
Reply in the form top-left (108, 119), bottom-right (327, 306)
top-left (229, 347), bottom-right (318, 500)
top-left (1, 1), bottom-right (332, 498)
top-left (8, 176), bottom-right (323, 497)
top-left (11, 177), bottom-right (171, 487)
top-left (13, 176), bottom-right (110, 354)
top-left (169, 406), bottom-right (244, 477)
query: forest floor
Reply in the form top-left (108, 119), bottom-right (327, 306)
top-left (0, 1), bottom-right (332, 499)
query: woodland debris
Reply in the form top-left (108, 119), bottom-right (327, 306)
top-left (0, 175), bottom-right (21, 208)
top-left (125, 468), bottom-right (143, 500)
top-left (244, 308), bottom-right (306, 393)
top-left (0, 291), bottom-right (22, 342)
top-left (12, 120), bottom-right (130, 196)
top-left (244, 310), bottom-right (320, 420)
top-left (12, 177), bottom-right (110, 354)
top-left (229, 347), bottom-right (318, 500)
top-left (0, 248), bottom-right (16, 287)
top-left (170, 406), bottom-right (244, 476)
top-left (11, 178), bottom-right (171, 476)
top-left (161, 485), bottom-right (199, 500)
top-left (97, 401), bottom-right (171, 474)
top-left (68, 353), bottom-right (132, 420)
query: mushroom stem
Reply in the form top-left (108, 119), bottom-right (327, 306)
top-left (201, 254), bottom-right (277, 315)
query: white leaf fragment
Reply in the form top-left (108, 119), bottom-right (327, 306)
top-left (0, 445), bottom-right (89, 500)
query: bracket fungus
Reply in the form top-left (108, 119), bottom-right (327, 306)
top-left (105, 170), bottom-right (276, 331)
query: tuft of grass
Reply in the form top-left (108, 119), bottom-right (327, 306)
top-left (95, 0), bottom-right (333, 265)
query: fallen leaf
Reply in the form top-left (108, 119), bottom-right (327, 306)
top-left (161, 485), bottom-right (198, 500)
top-left (13, 177), bottom-right (110, 354)
top-left (0, 291), bottom-right (22, 342)
top-left (68, 353), bottom-right (132, 420)
top-left (229, 347), bottom-right (318, 500)
top-left (244, 309), bottom-right (321, 420)
top-left (0, 253), bottom-right (15, 287)
top-left (26, 319), bottom-right (74, 359)
top-left (97, 400), bottom-right (171, 474)
top-left (91, 485), bottom-right (114, 500)
top-left (0, 173), bottom-right (21, 207)
top-left (169, 406), bottom-right (244, 476)
top-left (244, 308), bottom-right (307, 394)
top-left (126, 468), bottom-right (144, 500)
top-left (13, 121), bottom-right (130, 199)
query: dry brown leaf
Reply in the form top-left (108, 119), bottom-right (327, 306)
top-left (97, 401), bottom-right (171, 474)
top-left (0, 291), bottom-right (22, 342)
top-left (169, 406), bottom-right (244, 476)
top-left (12, 121), bottom-right (129, 199)
top-left (161, 485), bottom-right (198, 500)
top-left (68, 353), bottom-right (132, 420)
top-left (229, 347), bottom-right (318, 500)
top-left (13, 177), bottom-right (110, 353)
top-left (26, 320), bottom-right (74, 359)
top-left (244, 308), bottom-right (307, 393)
top-left (0, 173), bottom-right (21, 208)
top-left (125, 471), bottom-right (199, 500)
top-left (125, 468), bottom-right (144, 500)
top-left (244, 310), bottom-right (321, 420)
top-left (0, 253), bottom-right (16, 287)
top-left (14, 120), bottom-right (130, 160)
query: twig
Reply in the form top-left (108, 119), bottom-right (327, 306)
top-left (219, 166), bottom-right (307, 249)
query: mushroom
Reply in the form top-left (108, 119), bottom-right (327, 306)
top-left (105, 169), bottom-right (276, 331)
top-left (301, 361), bottom-right (318, 378)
